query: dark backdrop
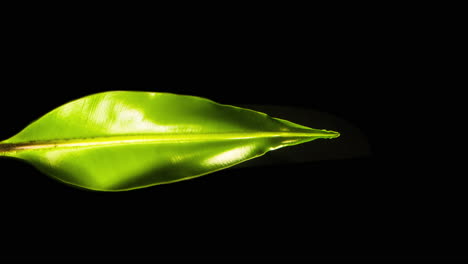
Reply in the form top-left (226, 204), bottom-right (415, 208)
top-left (0, 5), bottom-right (464, 262)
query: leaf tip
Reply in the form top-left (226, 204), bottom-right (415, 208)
top-left (322, 130), bottom-right (340, 139)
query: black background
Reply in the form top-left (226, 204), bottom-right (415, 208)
top-left (0, 4), bottom-right (465, 262)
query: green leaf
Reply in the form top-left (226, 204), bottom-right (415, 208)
top-left (0, 91), bottom-right (339, 191)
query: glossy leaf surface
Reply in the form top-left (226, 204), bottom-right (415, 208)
top-left (0, 91), bottom-right (339, 191)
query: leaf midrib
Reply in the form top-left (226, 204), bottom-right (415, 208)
top-left (0, 131), bottom-right (338, 153)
